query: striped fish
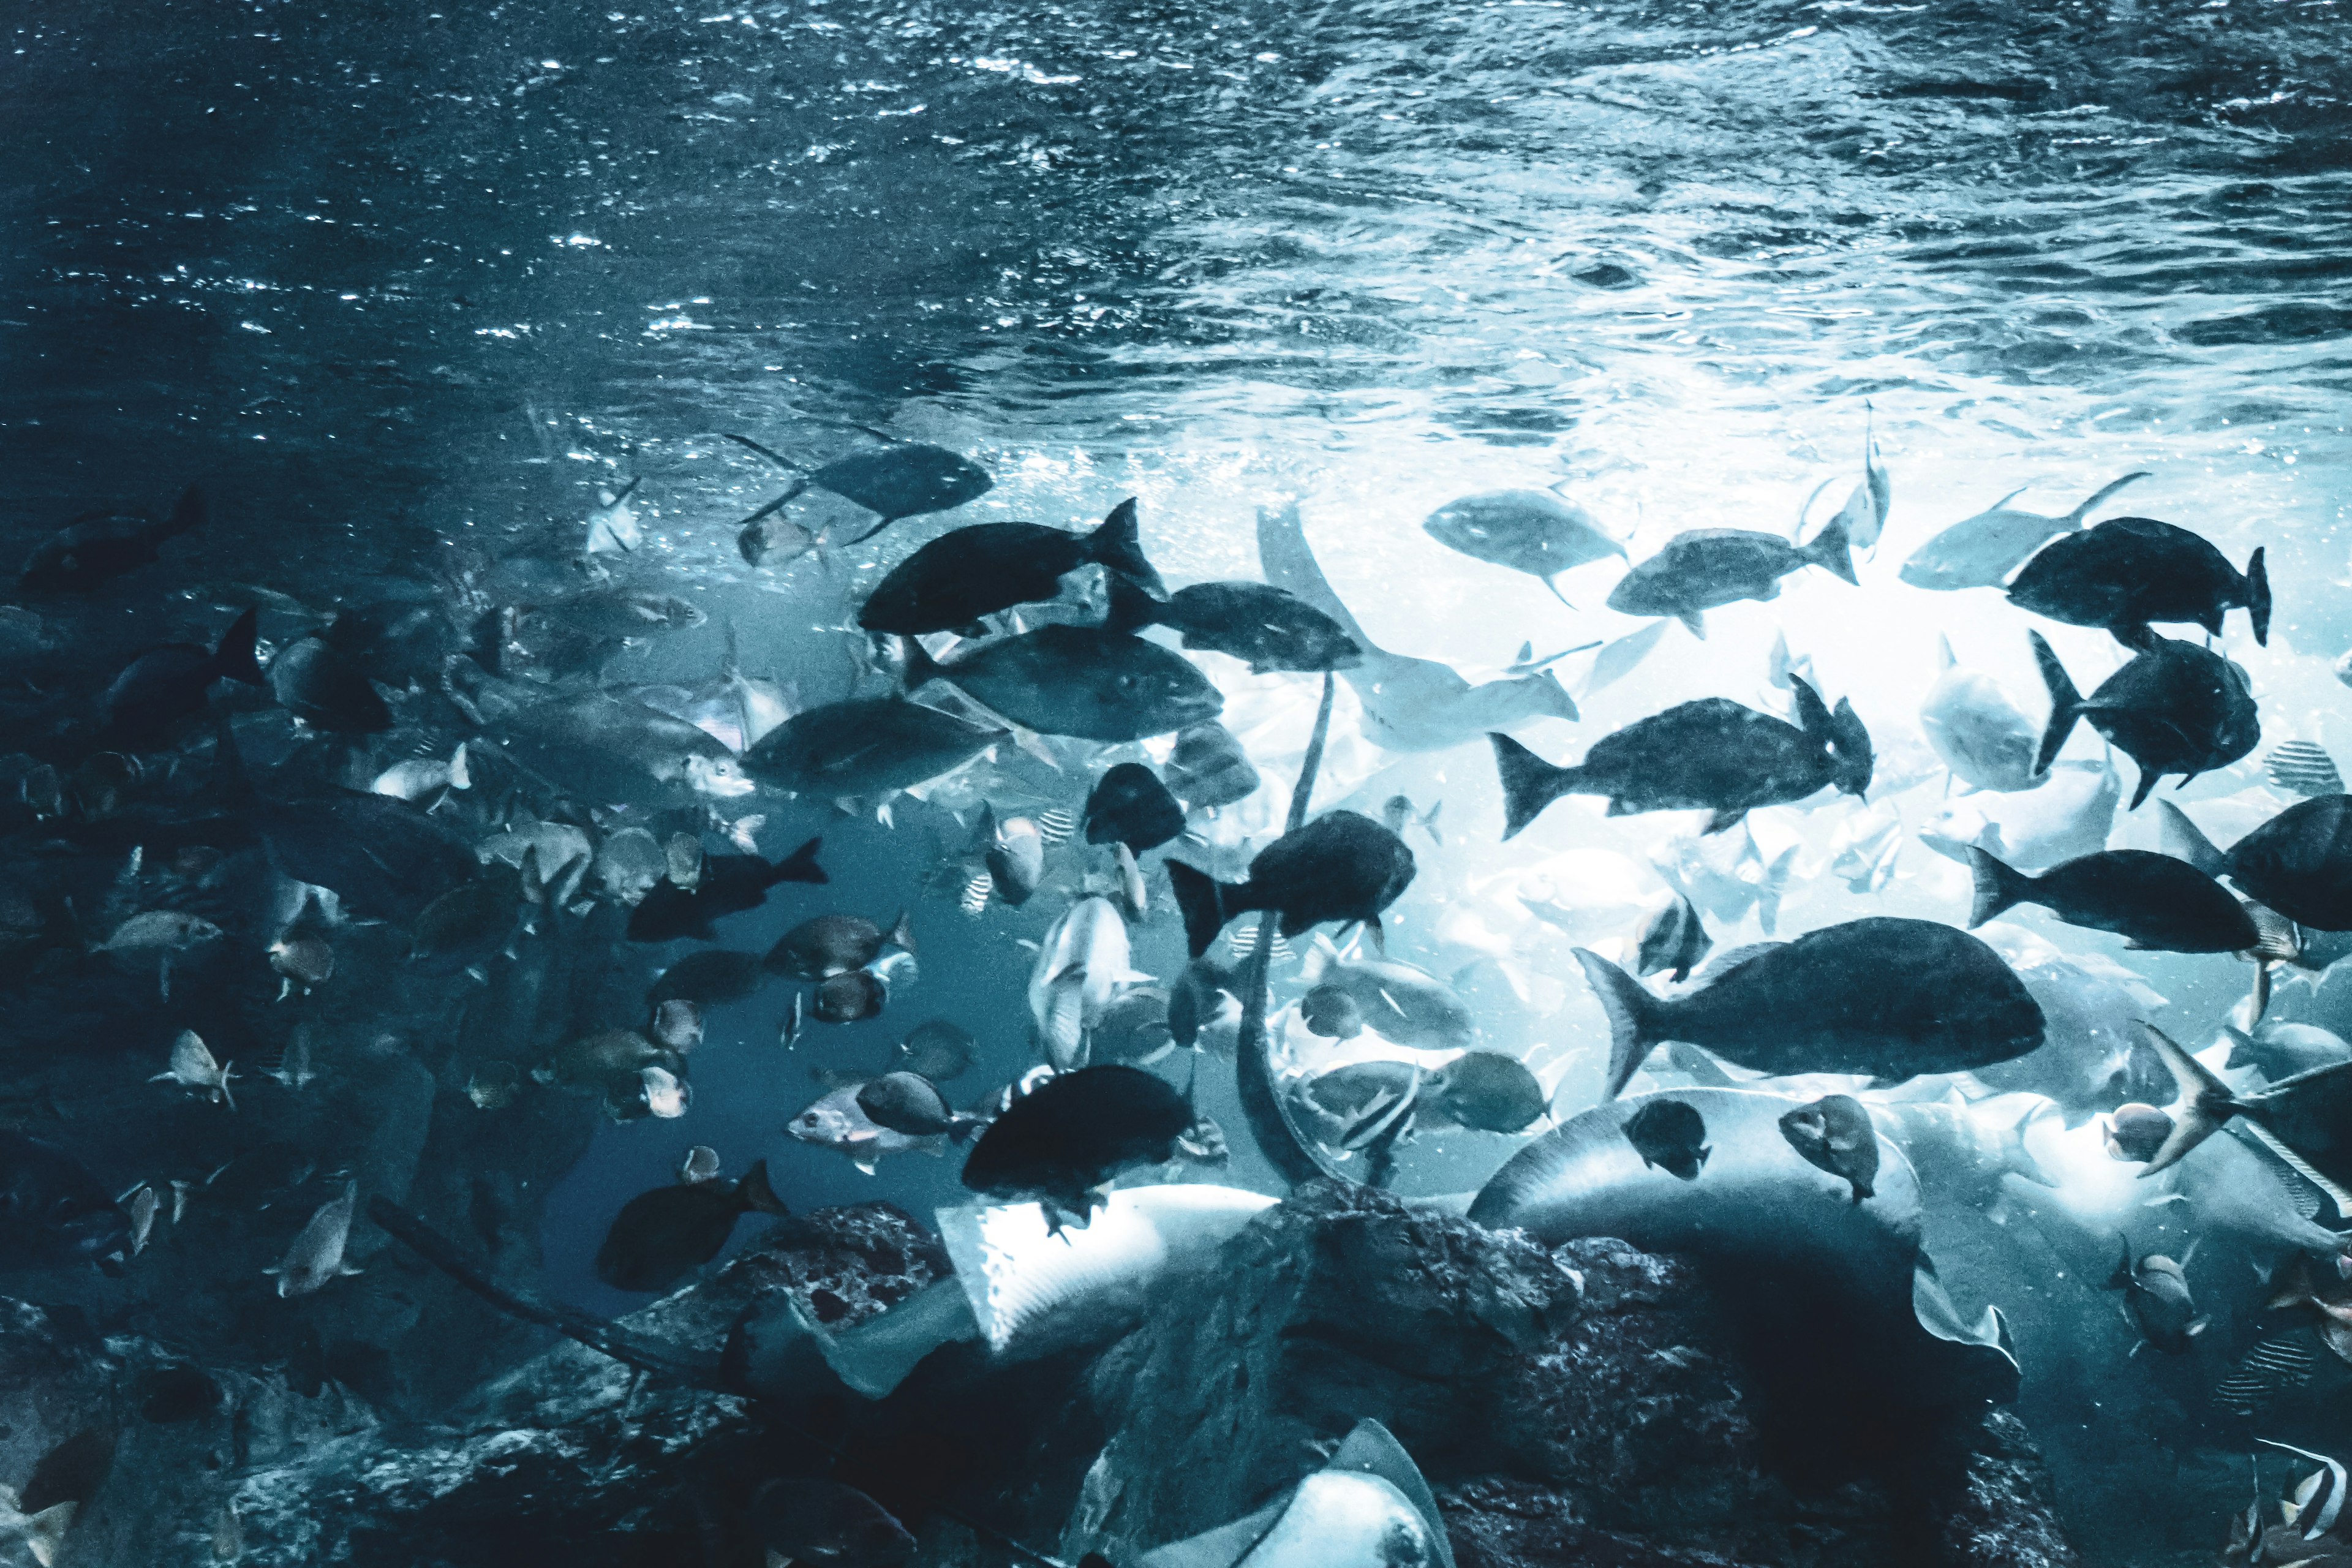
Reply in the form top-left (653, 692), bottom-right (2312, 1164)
top-left (1035, 807), bottom-right (1080, 848)
top-left (2267, 741), bottom-right (2344, 798)
top-left (2215, 1334), bottom-right (2315, 1417)
top-left (958, 870), bottom-right (993, 919)
top-left (1226, 925), bottom-right (1296, 965)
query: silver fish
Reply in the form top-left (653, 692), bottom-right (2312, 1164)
top-left (267, 1182), bottom-right (361, 1297)
top-left (785, 1084), bottom-right (945, 1175)
top-left (1918, 635), bottom-right (2045, 792)
top-left (151, 1031), bottom-right (235, 1109)
top-left (1898, 472), bottom-right (2148, 591)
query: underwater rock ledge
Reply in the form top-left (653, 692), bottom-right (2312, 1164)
top-left (22, 1186), bottom-right (2076, 1566)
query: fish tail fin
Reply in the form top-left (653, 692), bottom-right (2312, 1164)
top-left (203, 715), bottom-right (254, 806)
top-left (1420, 799), bottom-right (1443, 846)
top-left (2247, 546), bottom-right (2271, 646)
top-left (770, 835), bottom-right (827, 886)
top-left (893, 633), bottom-right (946, 690)
top-left (884, 910), bottom-right (916, 954)
top-left (1166, 861), bottom-right (1235, 960)
top-left (159, 484), bottom-right (207, 541)
top-left (2155, 801), bottom-right (2228, 876)
top-left (1574, 947), bottom-right (1664, 1099)
top-left (1085, 497), bottom-right (1163, 592)
top-left (2106, 1236), bottom-right (2133, 1291)
top-left (2223, 1025), bottom-right (2263, 1072)
top-left (737, 1158), bottom-right (790, 1218)
top-left (1101, 568), bottom-right (1166, 635)
top-left (213, 607), bottom-right (265, 687)
top-left (2065, 470), bottom-right (2150, 527)
top-left (1966, 846), bottom-right (2033, 929)
top-left (1801, 505), bottom-right (1859, 585)
top-left (2028, 631), bottom-right (2083, 774)
top-left (1490, 733), bottom-right (1578, 840)
top-left (2136, 1023), bottom-right (2242, 1176)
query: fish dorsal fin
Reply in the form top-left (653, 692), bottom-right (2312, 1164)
top-left (1937, 635), bottom-right (1956, 673)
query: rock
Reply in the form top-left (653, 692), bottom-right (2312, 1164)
top-left (1063, 1180), bottom-right (2077, 1568)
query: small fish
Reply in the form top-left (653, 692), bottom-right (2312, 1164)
top-left (1380, 794), bottom-right (1443, 846)
top-left (625, 836), bottom-right (827, 943)
top-left (2102, 1102), bottom-right (2174, 1163)
top-left (1083, 763), bottom-right (1185, 853)
top-left (723, 429), bottom-right (992, 551)
top-left (896, 1019), bottom-right (975, 1080)
top-left (1166, 811), bottom-right (1415, 959)
top-left (959, 1065), bottom-right (1194, 1225)
top-left (100, 608), bottom-right (268, 744)
top-left (1898, 472), bottom-right (2148, 591)
top-left (1635, 892), bottom-right (1712, 982)
top-left (466, 1061), bottom-right (522, 1110)
top-left (1585, 620), bottom-right (1670, 698)
top-left (151, 1031), bottom-right (236, 1109)
top-left (2225, 1023), bottom-right (2352, 1082)
top-left (778, 992), bottom-right (807, 1051)
top-left (1919, 635), bottom-right (2045, 792)
top-left (266, 634), bottom-right (392, 733)
top-left (1298, 951), bottom-right (1474, 1050)
top-left (648, 949), bottom-right (769, 1008)
top-left (266, 1030), bottom-right (315, 1091)
top-left (856, 1072), bottom-right (971, 1137)
top-left (786, 1084), bottom-right (946, 1175)
top-left (1423, 488), bottom-right (1625, 604)
top-left (1624, 1099), bottom-right (1709, 1180)
top-left (650, 1000), bottom-right (704, 1052)
top-left (742, 696), bottom-right (1006, 801)
top-left (748, 1477), bottom-right (917, 1568)
top-left (1966, 846), bottom-right (2259, 953)
top-left (1494, 677), bottom-right (1872, 838)
top-left (1300, 984), bottom-right (1365, 1039)
top-left (1429, 1052), bottom-right (1547, 1134)
top-left (2007, 514), bottom-right (2268, 646)
top-left (266, 1183), bottom-right (362, 1297)
top-left (583, 476), bottom-right (643, 554)
top-left (20, 483), bottom-right (205, 592)
top-left (2105, 1236), bottom-right (2206, 1354)
top-left (2263, 1254), bottom-right (2352, 1366)
top-left (1097, 841), bottom-right (1148, 922)
top-left (370, 743), bottom-right (472, 804)
top-left (2030, 630), bottom-right (2259, 809)
top-left (637, 1064), bottom-right (691, 1119)
top-left (1827, 799), bottom-right (1903, 895)
top-left (1163, 721), bottom-right (1262, 810)
top-left (861, 500), bottom-right (1161, 635)
top-left (1109, 576), bottom-right (1363, 674)
top-left (982, 804), bottom-right (1046, 908)
top-left (1090, 988), bottom-right (1175, 1067)
top-left (268, 933), bottom-right (335, 994)
top-left (1607, 513), bottom-right (1857, 638)
top-left (812, 970), bottom-right (889, 1025)
top-left (2266, 739), bottom-right (2345, 798)
top-left (122, 1184), bottom-right (160, 1256)
top-left (679, 1146), bottom-right (722, 1185)
top-left (1777, 1094), bottom-right (1879, 1202)
top-left (594, 1160), bottom-right (786, 1292)
top-left (2213, 1335), bottom-right (2318, 1417)
top-left (2258, 1439), bottom-right (2349, 1542)
top-left (766, 911), bottom-right (914, 981)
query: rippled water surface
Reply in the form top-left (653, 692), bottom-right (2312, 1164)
top-left (8, 0), bottom-right (2352, 1561)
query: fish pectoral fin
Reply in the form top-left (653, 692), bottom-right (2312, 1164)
top-left (851, 1156), bottom-right (878, 1177)
top-left (1677, 611), bottom-right (1706, 639)
top-left (339, 1262), bottom-right (366, 1276)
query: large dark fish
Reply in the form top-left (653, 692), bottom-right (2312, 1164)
top-left (858, 499), bottom-right (1160, 635)
top-left (1165, 810), bottom-right (1416, 958)
top-left (1491, 677), bottom-right (1871, 838)
top-left (2030, 630), bottom-right (2258, 809)
top-left (1605, 512), bottom-right (1856, 636)
top-left (2007, 516), bottom-right (2268, 646)
top-left (254, 791), bottom-right (481, 924)
top-left (593, 1159), bottom-right (786, 1293)
top-left (626, 837), bottom-right (825, 943)
top-left (20, 484), bottom-right (205, 592)
top-left (1575, 917), bottom-right (2045, 1098)
top-left (1966, 846), bottom-right (2260, 954)
top-left (100, 608), bottom-right (265, 743)
top-left (743, 697), bottom-right (1005, 799)
top-left (2217, 794), bottom-right (2352, 932)
top-left (266, 635), bottom-right (393, 733)
top-left (724, 430), bottom-right (992, 553)
top-left (0, 1131), bottom-right (129, 1268)
top-left (1083, 762), bottom-right (1185, 853)
top-left (1107, 575), bottom-right (1362, 674)
top-left (959, 1065), bottom-right (1193, 1223)
top-left (904, 627), bottom-right (1221, 742)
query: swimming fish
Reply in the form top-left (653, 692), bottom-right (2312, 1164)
top-left (2257, 1439), bottom-right (2348, 1544)
top-left (1166, 811), bottom-right (1416, 959)
top-left (647, 949), bottom-right (769, 1008)
top-left (1428, 1052), bottom-right (1547, 1133)
top-left (1918, 635), bottom-right (2045, 792)
top-left (2225, 1023), bottom-right (2352, 1083)
top-left (859, 499), bottom-right (1160, 635)
top-left (677, 1145), bottom-right (721, 1184)
top-left (1110, 575), bottom-right (1364, 674)
top-left (1493, 677), bottom-right (1872, 837)
top-left (1163, 721), bottom-right (1261, 810)
top-left (2201, 794), bottom-right (2352, 932)
top-left (1607, 510), bottom-right (1858, 638)
top-left (2007, 514), bottom-right (2267, 647)
top-left (1381, 794), bottom-right (1443, 847)
top-left (1575, 917), bottom-right (2045, 1098)
top-left (1623, 1098), bottom-right (1710, 1179)
top-left (813, 968), bottom-right (890, 1024)
top-left (100, 609), bottom-right (265, 744)
top-left (151, 1031), bottom-right (236, 1109)
top-left (1777, 1093), bottom-right (1879, 1202)
top-left (1084, 762), bottom-right (1186, 853)
top-left (766, 911), bottom-right (915, 981)
top-left (742, 696), bottom-right (1006, 801)
top-left (1916, 758), bottom-right (2119, 872)
top-left (723, 428), bottom-right (992, 551)
top-left (266, 1182), bottom-right (362, 1297)
top-left (788, 1084), bottom-right (947, 1175)
top-left (2103, 1102), bottom-right (2174, 1163)
top-left (896, 1019), bottom-right (977, 1080)
top-left (1965, 846), bottom-right (2261, 953)
top-left (625, 836), bottom-right (826, 943)
top-left (1422, 488), bottom-right (1626, 604)
top-left (594, 1160), bottom-right (786, 1292)
top-left (959, 1065), bottom-right (1193, 1225)
top-left (901, 625), bottom-right (1222, 744)
top-left (2267, 740), bottom-right (2345, 799)
top-left (1635, 891), bottom-right (1713, 981)
top-left (2106, 1237), bottom-right (2206, 1355)
top-left (2030, 630), bottom-right (2259, 809)
top-left (20, 483), bottom-right (206, 592)
top-left (583, 475), bottom-right (643, 554)
top-left (1300, 984), bottom-right (1365, 1039)
top-left (1898, 472), bottom-right (2147, 591)
top-left (2139, 1024), bottom-right (2352, 1196)
top-left (855, 1072), bottom-right (976, 1139)
top-left (1027, 896), bottom-right (1139, 1071)
top-left (1298, 948), bottom-right (1476, 1052)
top-left (650, 1000), bottom-right (704, 1052)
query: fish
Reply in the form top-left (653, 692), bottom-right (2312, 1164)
top-left (1423, 487), bottom-right (1626, 604)
top-left (1257, 500), bottom-right (1580, 750)
top-left (466, 1061), bottom-right (522, 1110)
top-left (2258, 1440), bottom-right (2349, 1544)
top-left (2267, 740), bottom-right (2345, 798)
top-left (1623, 1098), bottom-right (1710, 1179)
top-left (1965, 846), bottom-right (2261, 953)
top-left (2103, 1102), bottom-right (2173, 1163)
top-left (1430, 1051), bottom-right (1547, 1133)
top-left (1828, 402), bottom-right (1891, 552)
top-left (650, 999), bottom-right (704, 1052)
top-left (583, 476), bottom-right (643, 554)
top-left (1636, 891), bottom-right (1713, 981)
top-left (1300, 984), bottom-right (1365, 1039)
top-left (20, 483), bottom-right (205, 592)
top-left (723, 429), bottom-right (992, 551)
top-left (2203, 794), bottom-right (2352, 932)
top-left (2007, 515), bottom-right (2269, 646)
top-left (1827, 799), bottom-right (1903, 894)
top-left (748, 1477), bottom-right (917, 1568)
top-left (856, 1071), bottom-right (974, 1137)
top-left (901, 625), bottom-right (1222, 743)
top-left (625, 835), bottom-right (826, 943)
top-left (813, 968), bottom-right (889, 1024)
top-left (1381, 794), bottom-right (1443, 846)
top-left (677, 1145), bottom-right (721, 1184)
top-left (1166, 810), bottom-right (1416, 959)
top-left (1916, 758), bottom-right (2119, 872)
top-left (1493, 676), bottom-right (1872, 838)
top-left (592, 1160), bottom-right (785, 1292)
top-left (1086, 987), bottom-right (1175, 1068)
top-left (266, 1182), bottom-right (362, 1297)
top-left (766, 911), bottom-right (914, 981)
top-left (528, 586), bottom-right (706, 642)
top-left (1777, 1094), bottom-right (1880, 1202)
top-left (1605, 512), bottom-right (1858, 638)
top-left (2212, 1335), bottom-right (2317, 1418)
top-left (1027, 896), bottom-right (1140, 1071)
top-left (0, 1133), bottom-right (129, 1269)
top-left (647, 949), bottom-right (769, 1008)
top-left (594, 827), bottom-right (668, 906)
top-left (1919, 635), bottom-right (2046, 792)
top-left (1898, 472), bottom-right (2148, 591)
top-left (266, 635), bottom-right (392, 733)
top-left (2225, 1023), bottom-right (2352, 1082)
top-left (370, 744), bottom-right (472, 805)
top-left (1163, 721), bottom-right (1260, 810)
top-left (151, 1030), bottom-right (236, 1108)
top-left (1084, 762), bottom-right (1186, 853)
top-left (121, 1183), bottom-right (160, 1255)
top-left (1652, 827), bottom-right (1800, 935)
top-left (1300, 948), bottom-right (1477, 1051)
top-left (859, 498), bottom-right (1161, 635)
top-left (635, 1063), bottom-right (691, 1119)
top-left (448, 672), bottom-right (755, 805)
top-left (981, 804), bottom-right (1046, 907)
top-left (2139, 1024), bottom-right (2352, 1197)
top-left (1585, 620), bottom-right (1671, 698)
top-left (1575, 917), bottom-right (2046, 1098)
top-left (2264, 1255), bottom-right (2352, 1366)
top-left (542, 1028), bottom-right (669, 1095)
top-left (1110, 575), bottom-right (1363, 674)
top-left (742, 697), bottom-right (1006, 801)
top-left (1868, 1090), bottom-right (2057, 1208)
top-left (786, 1083), bottom-right (947, 1175)
top-left (268, 932), bottom-right (334, 993)
top-left (100, 910), bottom-right (224, 999)
top-left (99, 608), bottom-right (265, 743)
top-left (2030, 630), bottom-right (2259, 809)
top-left (778, 992), bottom-right (807, 1050)
top-left (959, 1065), bottom-right (1194, 1224)
top-left (896, 1019), bottom-right (976, 1080)
top-left (2105, 1237), bottom-right (2206, 1355)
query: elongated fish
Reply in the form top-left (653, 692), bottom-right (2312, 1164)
top-left (1899, 472), bottom-right (2148, 591)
